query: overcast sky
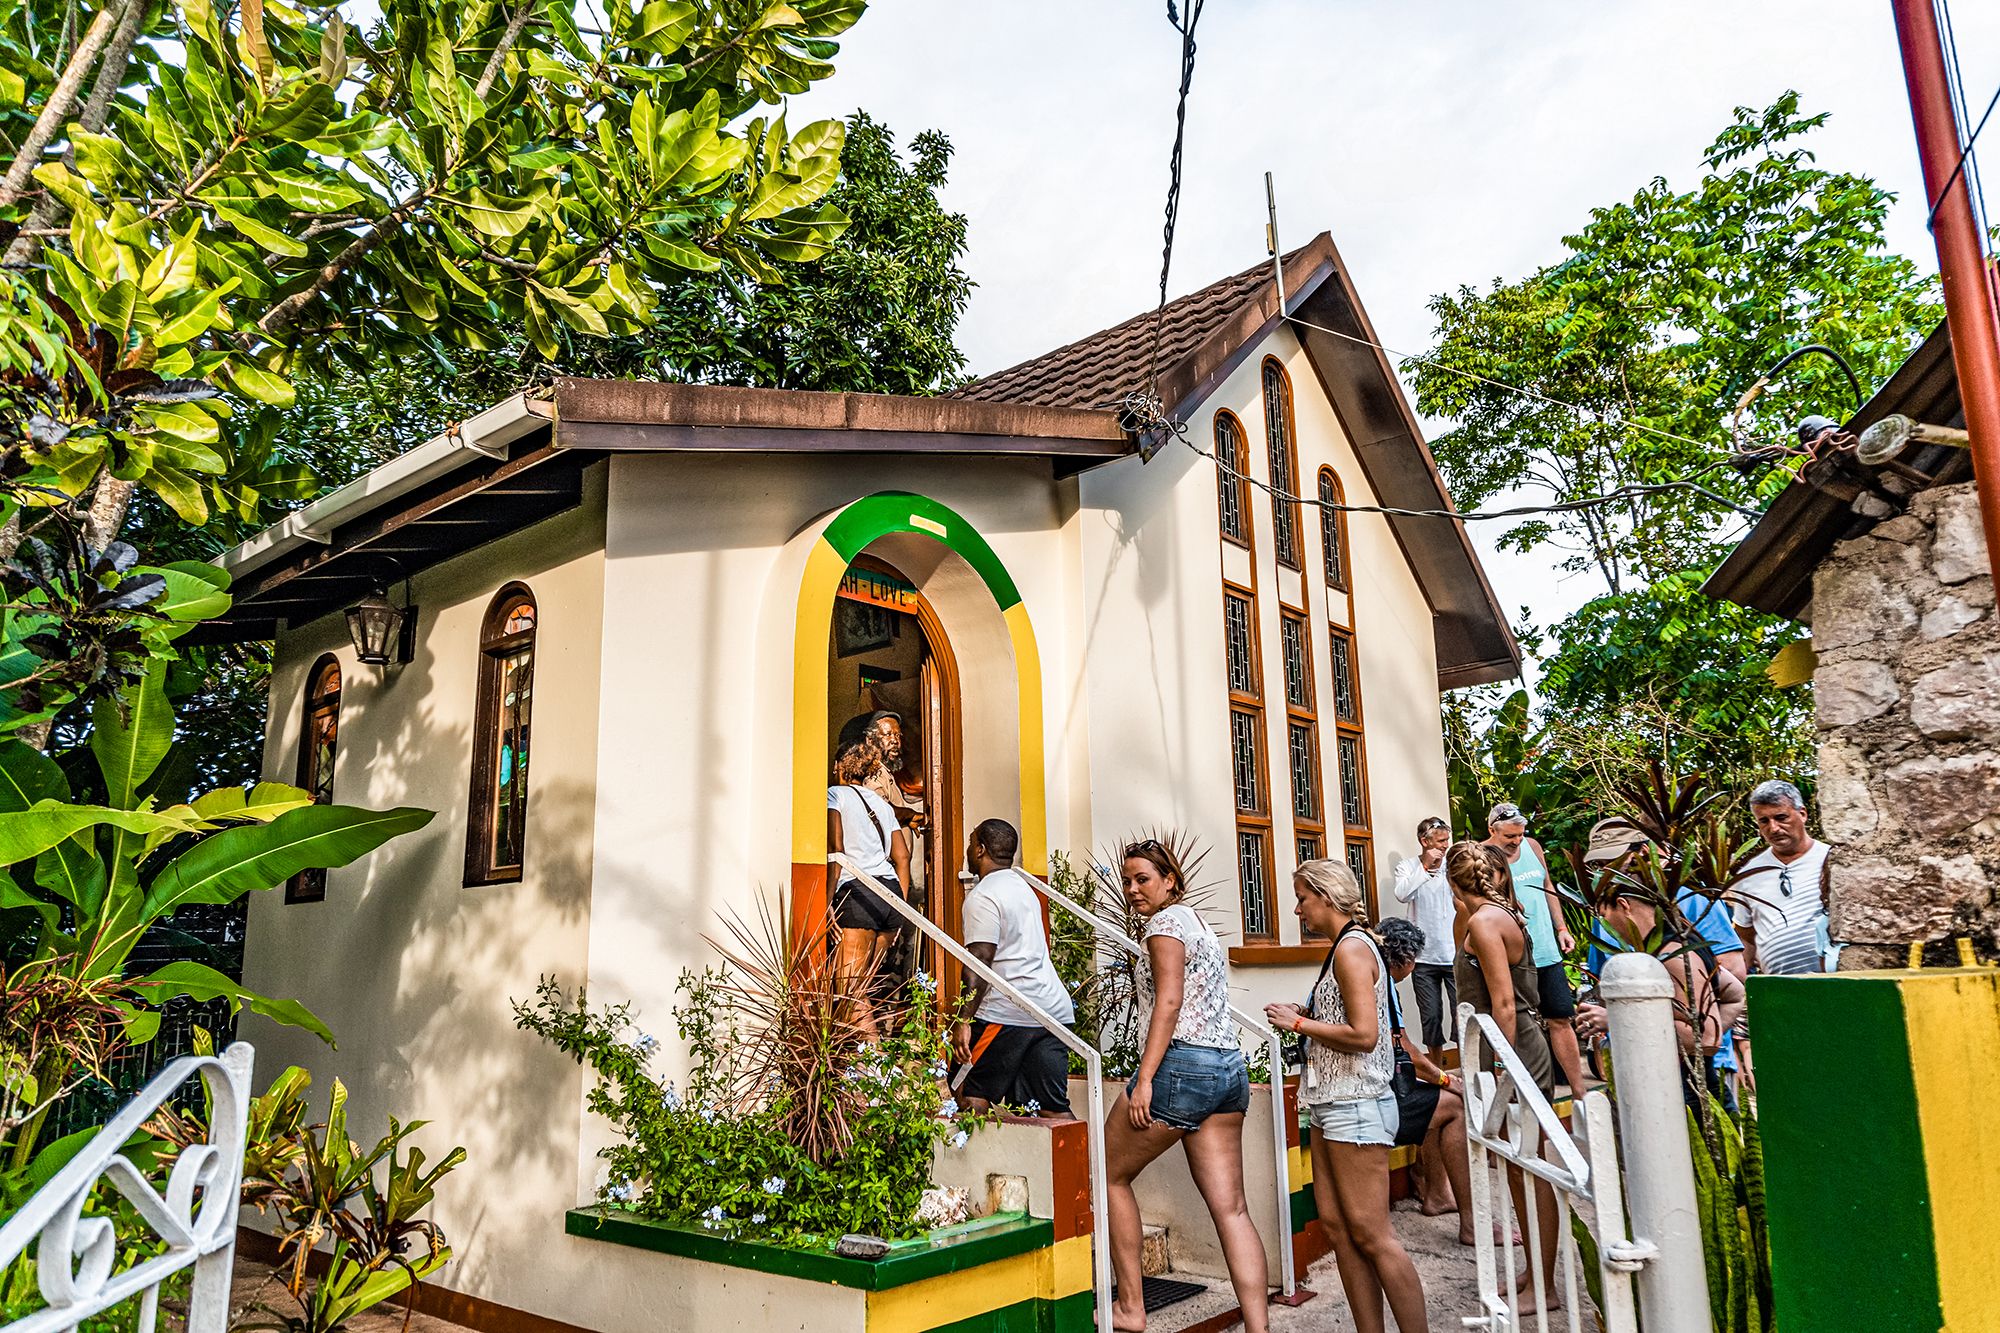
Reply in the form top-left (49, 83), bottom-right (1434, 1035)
top-left (794, 1), bottom-right (2000, 655)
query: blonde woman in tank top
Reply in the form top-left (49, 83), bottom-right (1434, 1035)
top-left (1264, 861), bottom-right (1428, 1333)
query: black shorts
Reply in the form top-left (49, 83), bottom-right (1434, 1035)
top-left (1537, 962), bottom-right (1576, 1020)
top-left (833, 874), bottom-right (906, 932)
top-left (1392, 1077), bottom-right (1441, 1148)
top-left (957, 1022), bottom-right (1072, 1116)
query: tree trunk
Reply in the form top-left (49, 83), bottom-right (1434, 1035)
top-left (82, 474), bottom-right (135, 549)
top-left (5, 0), bottom-right (148, 267)
top-left (0, 4), bottom-right (120, 209)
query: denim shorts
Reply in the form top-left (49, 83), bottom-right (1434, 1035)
top-left (1129, 1041), bottom-right (1250, 1131)
top-left (1310, 1091), bottom-right (1400, 1146)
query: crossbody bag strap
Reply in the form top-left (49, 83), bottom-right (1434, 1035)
top-left (846, 785), bottom-right (889, 848)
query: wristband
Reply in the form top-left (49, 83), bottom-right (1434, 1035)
top-left (1293, 1015), bottom-right (1306, 1034)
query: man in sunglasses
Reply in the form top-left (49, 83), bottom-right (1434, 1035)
top-left (1732, 780), bottom-right (1832, 979)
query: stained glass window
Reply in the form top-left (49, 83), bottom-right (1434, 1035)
top-left (1289, 723), bottom-right (1319, 822)
top-left (1224, 593), bottom-right (1257, 697)
top-left (1330, 631), bottom-right (1358, 723)
top-left (1216, 414), bottom-right (1250, 545)
top-left (1281, 614), bottom-right (1310, 708)
top-left (1338, 734), bottom-right (1366, 829)
top-left (1345, 840), bottom-right (1373, 898)
top-left (468, 587), bottom-right (536, 884)
top-left (1262, 361), bottom-right (1300, 569)
top-left (1230, 708), bottom-right (1263, 814)
top-left (1318, 469), bottom-right (1350, 592)
top-left (287, 655), bottom-right (341, 904)
top-left (1239, 830), bottom-right (1272, 941)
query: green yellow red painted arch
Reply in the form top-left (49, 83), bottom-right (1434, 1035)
top-left (790, 492), bottom-right (1047, 933)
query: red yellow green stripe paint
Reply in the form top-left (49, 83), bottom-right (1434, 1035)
top-left (1752, 967), bottom-right (2000, 1331)
top-left (790, 492), bottom-right (1048, 937)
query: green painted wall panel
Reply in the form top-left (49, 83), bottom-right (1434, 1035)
top-left (1750, 975), bottom-right (1943, 1332)
top-left (920, 1291), bottom-right (1092, 1333)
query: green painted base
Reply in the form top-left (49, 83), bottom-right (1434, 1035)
top-left (926, 1291), bottom-right (1092, 1333)
top-left (564, 1208), bottom-right (1052, 1292)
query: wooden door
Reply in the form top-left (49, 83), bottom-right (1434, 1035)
top-left (921, 656), bottom-right (963, 1001)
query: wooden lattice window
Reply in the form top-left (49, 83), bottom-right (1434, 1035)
top-left (1224, 580), bottom-right (1273, 941)
top-left (286, 654), bottom-right (341, 904)
top-left (1262, 359), bottom-right (1301, 570)
top-left (1216, 412), bottom-right (1252, 546)
top-left (1318, 467), bottom-right (1351, 592)
top-left (467, 585), bottom-right (536, 885)
top-left (1328, 624), bottom-right (1376, 911)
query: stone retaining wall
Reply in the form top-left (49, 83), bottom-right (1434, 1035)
top-left (1811, 480), bottom-right (1999, 966)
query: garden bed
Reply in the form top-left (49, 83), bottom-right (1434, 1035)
top-left (565, 1206), bottom-right (1091, 1332)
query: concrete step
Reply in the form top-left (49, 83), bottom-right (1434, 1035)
top-left (1142, 1223), bottom-right (1170, 1277)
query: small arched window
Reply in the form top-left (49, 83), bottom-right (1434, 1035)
top-left (467, 585), bottom-right (536, 885)
top-left (287, 655), bottom-right (341, 904)
top-left (1317, 467), bottom-right (1351, 592)
top-left (1261, 359), bottom-right (1301, 570)
top-left (1215, 412), bottom-right (1252, 547)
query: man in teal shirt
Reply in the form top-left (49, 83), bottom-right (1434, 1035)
top-left (1485, 802), bottom-right (1587, 1096)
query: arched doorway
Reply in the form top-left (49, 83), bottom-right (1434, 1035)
top-left (787, 493), bottom-right (1048, 955)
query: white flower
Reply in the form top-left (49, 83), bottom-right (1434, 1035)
top-left (606, 1178), bottom-right (636, 1204)
top-left (761, 1176), bottom-right (786, 1195)
top-left (631, 1032), bottom-right (659, 1056)
top-left (1024, 1099), bottom-right (1041, 1115)
top-left (751, 1212), bottom-right (767, 1225)
top-left (661, 1081), bottom-right (681, 1110)
top-left (948, 1129), bottom-right (969, 1149)
top-left (929, 1062), bottom-right (948, 1079)
top-left (938, 1098), bottom-right (959, 1118)
top-left (913, 970), bottom-right (938, 993)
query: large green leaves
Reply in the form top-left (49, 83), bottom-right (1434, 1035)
top-left (136, 960), bottom-right (335, 1045)
top-left (145, 804), bottom-right (435, 918)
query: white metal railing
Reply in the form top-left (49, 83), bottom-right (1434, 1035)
top-left (1, 1042), bottom-right (254, 1333)
top-left (830, 855), bottom-right (1114, 1333)
top-left (1457, 952), bottom-right (1710, 1333)
top-left (1006, 867), bottom-right (1298, 1300)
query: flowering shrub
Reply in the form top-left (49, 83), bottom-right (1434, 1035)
top-left (515, 965), bottom-right (982, 1248)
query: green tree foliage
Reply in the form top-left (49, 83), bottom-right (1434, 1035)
top-left (0, 0), bottom-right (862, 538)
top-left (1420, 93), bottom-right (1934, 830)
top-left (1414, 91), bottom-right (1937, 594)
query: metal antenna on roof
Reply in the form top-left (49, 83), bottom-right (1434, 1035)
top-left (1265, 171), bottom-right (1285, 319)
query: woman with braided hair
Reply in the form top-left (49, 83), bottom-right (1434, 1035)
top-left (1449, 840), bottom-right (1560, 1311)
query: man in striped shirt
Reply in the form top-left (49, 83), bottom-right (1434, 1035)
top-left (1731, 780), bottom-right (1832, 979)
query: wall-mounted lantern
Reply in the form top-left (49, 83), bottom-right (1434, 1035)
top-left (345, 584), bottom-right (418, 666)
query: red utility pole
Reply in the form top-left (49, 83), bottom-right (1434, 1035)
top-left (1891, 0), bottom-right (2000, 590)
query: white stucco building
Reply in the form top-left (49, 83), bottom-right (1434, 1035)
top-left (210, 233), bottom-right (1516, 1330)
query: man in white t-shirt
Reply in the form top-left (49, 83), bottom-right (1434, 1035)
top-left (1732, 779), bottom-right (1832, 979)
top-left (953, 818), bottom-right (1076, 1118)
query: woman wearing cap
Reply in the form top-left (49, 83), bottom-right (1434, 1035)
top-left (1265, 861), bottom-right (1428, 1333)
top-left (1450, 840), bottom-right (1560, 1312)
top-left (1483, 802), bottom-right (1587, 1097)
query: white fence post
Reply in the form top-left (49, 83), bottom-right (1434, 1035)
top-left (1600, 953), bottom-right (1712, 1333)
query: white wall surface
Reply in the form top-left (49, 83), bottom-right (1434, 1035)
top-left (1074, 323), bottom-right (1458, 1014)
top-left (241, 464), bottom-right (609, 1323)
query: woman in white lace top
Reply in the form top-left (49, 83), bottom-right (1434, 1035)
top-left (1103, 840), bottom-right (1268, 1333)
top-left (1265, 861), bottom-right (1429, 1333)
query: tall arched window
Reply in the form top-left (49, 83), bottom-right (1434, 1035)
top-left (287, 655), bottom-right (341, 904)
top-left (1215, 412), bottom-right (1252, 547)
top-left (1261, 359), bottom-right (1301, 570)
top-left (1317, 467), bottom-right (1351, 592)
top-left (467, 585), bottom-right (536, 885)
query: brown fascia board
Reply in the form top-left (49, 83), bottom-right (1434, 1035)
top-left (1703, 320), bottom-right (1957, 623)
top-left (550, 378), bottom-right (1129, 448)
top-left (1280, 240), bottom-right (1521, 686)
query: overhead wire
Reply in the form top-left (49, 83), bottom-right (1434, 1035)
top-left (1116, 1), bottom-right (1825, 532)
top-left (1934, 0), bottom-right (1995, 241)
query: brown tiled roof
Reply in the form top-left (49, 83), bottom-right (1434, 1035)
top-left (951, 246), bottom-right (1316, 411)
